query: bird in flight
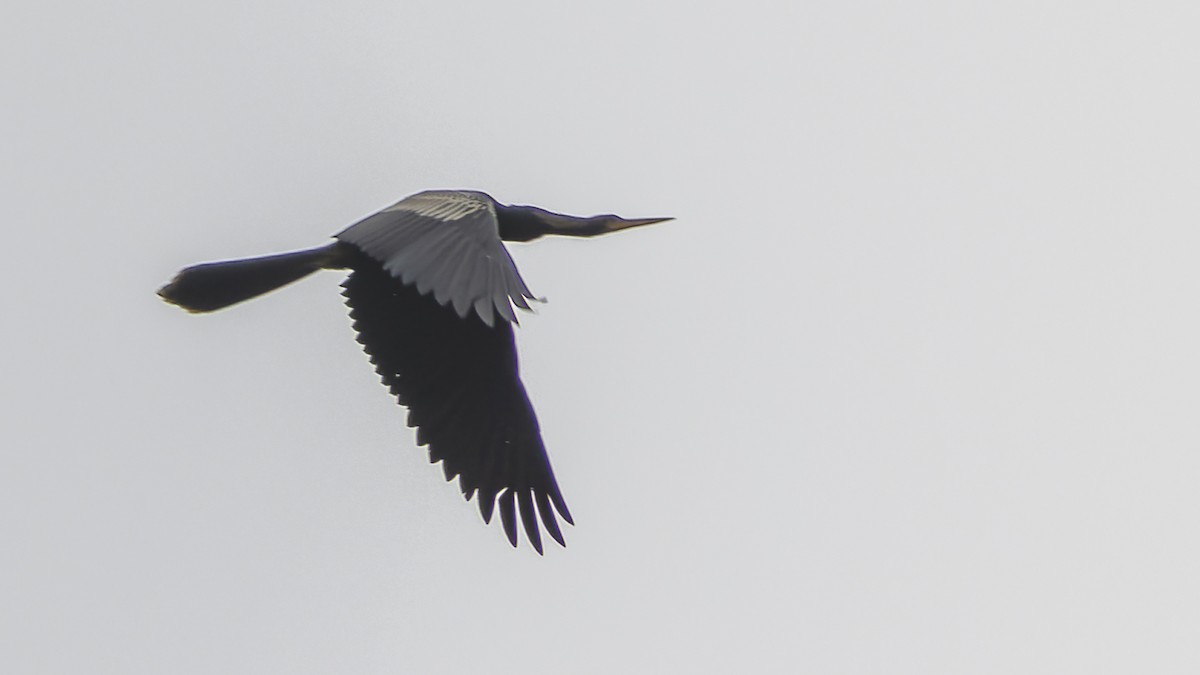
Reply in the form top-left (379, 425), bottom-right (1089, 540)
top-left (159, 190), bottom-right (670, 553)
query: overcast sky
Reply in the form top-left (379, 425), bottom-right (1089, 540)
top-left (5, 1), bottom-right (1200, 673)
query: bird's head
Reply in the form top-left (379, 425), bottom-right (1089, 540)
top-left (570, 214), bottom-right (675, 236)
top-left (498, 203), bottom-right (672, 241)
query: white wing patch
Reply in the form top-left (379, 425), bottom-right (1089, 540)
top-left (383, 190), bottom-right (490, 222)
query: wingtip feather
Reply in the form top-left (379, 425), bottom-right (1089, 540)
top-left (498, 490), bottom-right (518, 547)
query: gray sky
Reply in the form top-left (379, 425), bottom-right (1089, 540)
top-left (5, 1), bottom-right (1199, 673)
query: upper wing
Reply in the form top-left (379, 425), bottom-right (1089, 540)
top-left (335, 190), bottom-right (538, 326)
top-left (341, 251), bottom-right (572, 553)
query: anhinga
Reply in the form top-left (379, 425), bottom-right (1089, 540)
top-left (158, 190), bottom-right (670, 553)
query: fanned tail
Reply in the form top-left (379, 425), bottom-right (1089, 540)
top-left (158, 243), bottom-right (349, 312)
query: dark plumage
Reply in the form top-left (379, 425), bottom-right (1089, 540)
top-left (159, 190), bottom-right (670, 553)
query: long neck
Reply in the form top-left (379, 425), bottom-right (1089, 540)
top-left (496, 204), bottom-right (600, 242)
top-left (496, 205), bottom-right (550, 242)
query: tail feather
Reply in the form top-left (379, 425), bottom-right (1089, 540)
top-left (159, 243), bottom-right (348, 313)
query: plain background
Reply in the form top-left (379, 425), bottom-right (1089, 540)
top-left (4, 1), bottom-right (1199, 673)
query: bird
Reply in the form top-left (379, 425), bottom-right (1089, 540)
top-left (158, 189), bottom-right (671, 553)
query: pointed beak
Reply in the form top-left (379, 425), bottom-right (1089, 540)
top-left (603, 216), bottom-right (674, 233)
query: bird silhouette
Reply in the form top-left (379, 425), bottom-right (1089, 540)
top-left (159, 190), bottom-right (670, 553)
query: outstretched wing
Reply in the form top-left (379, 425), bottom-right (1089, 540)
top-left (341, 252), bottom-right (572, 553)
top-left (336, 190), bottom-right (539, 326)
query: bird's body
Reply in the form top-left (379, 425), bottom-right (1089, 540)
top-left (159, 190), bottom-right (669, 553)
